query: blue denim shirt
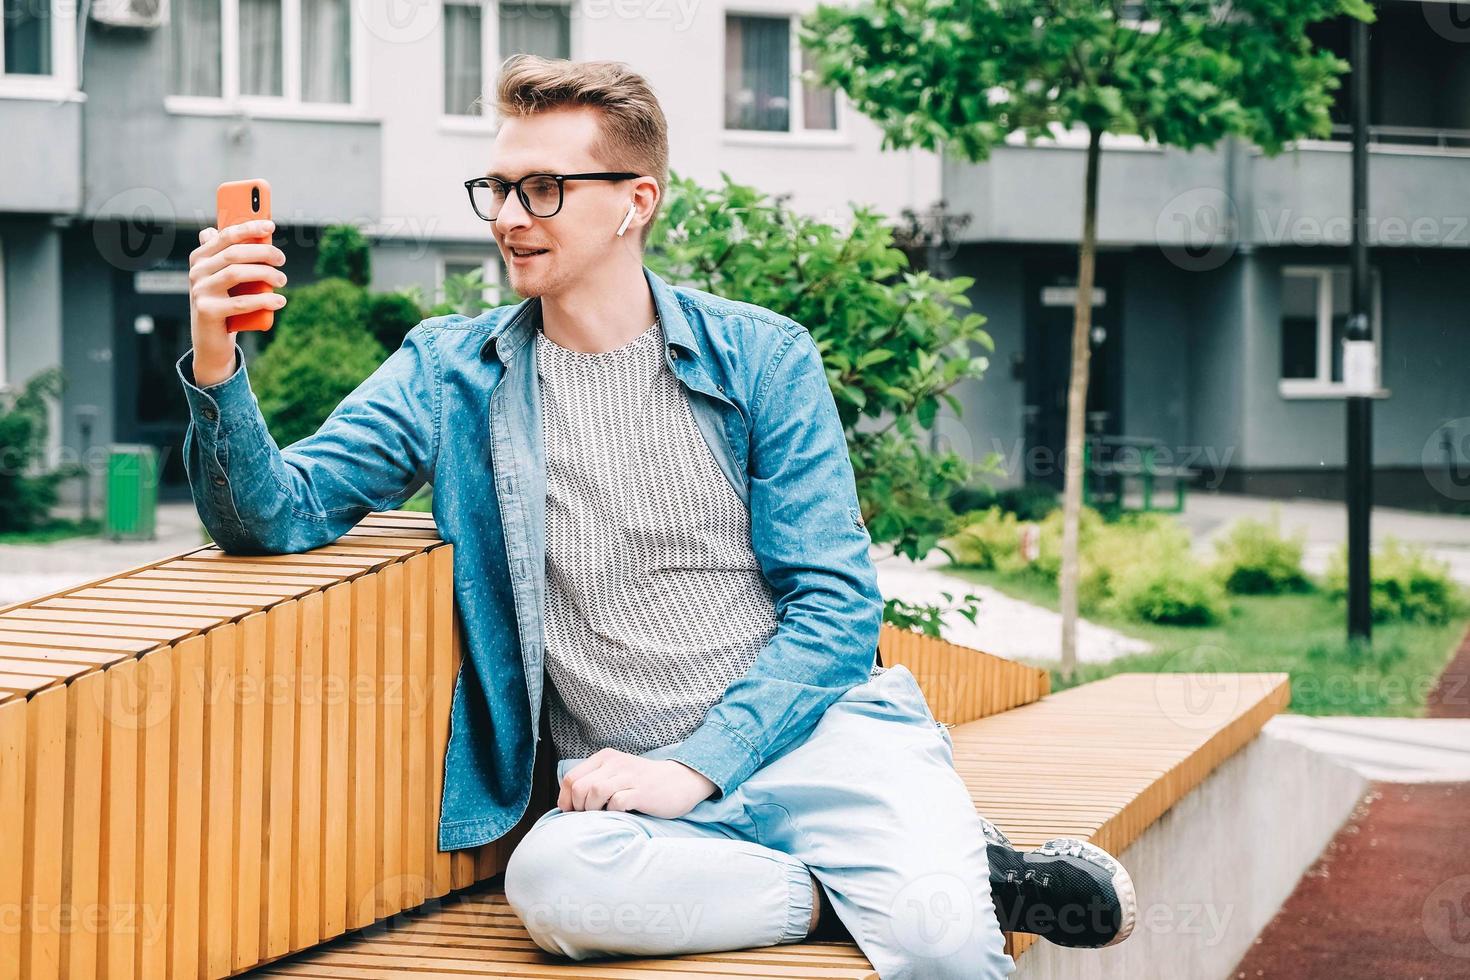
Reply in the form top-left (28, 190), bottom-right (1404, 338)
top-left (175, 264), bottom-right (884, 850)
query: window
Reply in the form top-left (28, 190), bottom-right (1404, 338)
top-left (724, 14), bottom-right (837, 134)
top-left (172, 0), bottom-right (223, 97)
top-left (444, 1), bottom-right (484, 115)
top-left (444, 1), bottom-right (571, 118)
top-left (2, 0), bottom-right (50, 75)
top-left (170, 0), bottom-right (355, 107)
top-left (500, 3), bottom-right (570, 62)
top-left (1, 0), bottom-right (76, 95)
top-left (1279, 266), bottom-right (1383, 396)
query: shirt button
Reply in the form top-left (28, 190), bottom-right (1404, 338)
top-left (212, 475), bottom-right (227, 486)
top-left (202, 407), bottom-right (218, 421)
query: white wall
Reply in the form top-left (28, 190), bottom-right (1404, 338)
top-left (361, 0), bottom-right (941, 249)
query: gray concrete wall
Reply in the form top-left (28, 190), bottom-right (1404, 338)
top-left (1376, 249), bottom-right (1470, 466)
top-left (945, 142), bottom-right (1470, 252)
top-left (1239, 248), bottom-right (1470, 470)
top-left (0, 100), bottom-right (82, 214)
top-left (58, 227), bottom-right (119, 508)
top-left (1182, 258), bottom-right (1249, 475)
top-left (1249, 147), bottom-right (1470, 250)
top-left (1121, 251), bottom-right (1191, 451)
top-left (369, 241), bottom-right (501, 303)
top-left (942, 142), bottom-right (1233, 246)
top-left (936, 244), bottom-right (1028, 486)
top-left (0, 218), bottom-right (66, 468)
top-left (1013, 731), bottom-right (1367, 980)
top-left (79, 27), bottom-right (380, 228)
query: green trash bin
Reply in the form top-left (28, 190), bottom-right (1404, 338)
top-left (106, 444), bottom-right (159, 541)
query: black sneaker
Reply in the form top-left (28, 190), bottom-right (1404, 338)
top-left (980, 816), bottom-right (1137, 948)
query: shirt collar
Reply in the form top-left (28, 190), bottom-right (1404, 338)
top-left (479, 265), bottom-right (701, 366)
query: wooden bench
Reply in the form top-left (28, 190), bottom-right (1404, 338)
top-left (0, 510), bottom-right (1287, 980)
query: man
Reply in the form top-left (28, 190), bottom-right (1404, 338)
top-left (178, 54), bottom-right (1134, 980)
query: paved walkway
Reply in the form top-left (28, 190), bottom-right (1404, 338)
top-left (1265, 715), bottom-right (1470, 782)
top-left (870, 545), bottom-right (1152, 664)
top-left (0, 502), bottom-right (206, 608)
top-left (1181, 492), bottom-right (1470, 586)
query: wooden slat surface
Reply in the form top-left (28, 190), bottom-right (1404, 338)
top-left (1, 509), bottom-right (508, 980)
top-left (248, 672), bottom-right (1289, 978)
top-left (877, 624), bottom-right (1050, 726)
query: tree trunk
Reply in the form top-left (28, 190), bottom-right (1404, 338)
top-left (1058, 126), bottom-right (1103, 681)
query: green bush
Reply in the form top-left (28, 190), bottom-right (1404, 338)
top-left (946, 507), bottom-right (1021, 569)
top-left (1108, 557), bottom-right (1228, 626)
top-left (252, 285), bottom-right (388, 446)
top-left (1003, 508), bottom-right (1225, 625)
top-left (947, 482), bottom-right (1058, 528)
top-left (1215, 516), bottom-right (1310, 594)
top-left (365, 291), bottom-right (423, 351)
top-left (316, 225), bottom-right (371, 286)
top-left (399, 485), bottom-right (434, 513)
top-left (1325, 539), bottom-right (1464, 625)
top-left (997, 483), bottom-right (1059, 521)
top-left (0, 368), bottom-right (74, 532)
top-left (251, 221), bottom-right (435, 447)
top-left (946, 482), bottom-right (998, 520)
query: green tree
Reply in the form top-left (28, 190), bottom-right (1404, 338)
top-left (804, 0), bottom-right (1372, 675)
top-left (647, 170), bottom-right (996, 577)
top-left (0, 368), bottom-right (75, 532)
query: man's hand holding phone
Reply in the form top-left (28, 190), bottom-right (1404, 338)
top-left (187, 220), bottom-right (288, 387)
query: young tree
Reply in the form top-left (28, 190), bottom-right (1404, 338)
top-left (804, 0), bottom-right (1372, 676)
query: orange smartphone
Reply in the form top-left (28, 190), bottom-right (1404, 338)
top-left (215, 178), bottom-right (275, 332)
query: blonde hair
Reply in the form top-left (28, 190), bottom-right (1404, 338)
top-left (493, 55), bottom-right (669, 249)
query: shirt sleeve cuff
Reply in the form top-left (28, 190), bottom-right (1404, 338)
top-left (175, 344), bottom-right (257, 441)
top-left (666, 719), bottom-right (762, 800)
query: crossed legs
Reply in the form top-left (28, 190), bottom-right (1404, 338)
top-left (503, 666), bottom-right (1015, 980)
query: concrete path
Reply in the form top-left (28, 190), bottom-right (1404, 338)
top-left (1264, 715), bottom-right (1470, 783)
top-left (0, 502), bottom-right (206, 608)
top-left (1181, 491), bottom-right (1470, 586)
top-left (870, 545), bottom-right (1152, 665)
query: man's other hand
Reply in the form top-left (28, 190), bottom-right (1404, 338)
top-left (557, 748), bottom-right (718, 818)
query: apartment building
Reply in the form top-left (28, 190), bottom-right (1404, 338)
top-left (932, 1), bottom-right (1470, 509)
top-left (0, 0), bottom-right (939, 500)
top-left (3, 1), bottom-right (1465, 511)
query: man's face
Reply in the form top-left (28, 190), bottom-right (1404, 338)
top-left (484, 108), bottom-right (637, 299)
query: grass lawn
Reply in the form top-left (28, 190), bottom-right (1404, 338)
top-left (0, 518), bottom-right (103, 545)
top-left (947, 565), bottom-right (1468, 718)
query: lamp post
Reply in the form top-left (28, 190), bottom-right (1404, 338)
top-left (1344, 15), bottom-right (1373, 644)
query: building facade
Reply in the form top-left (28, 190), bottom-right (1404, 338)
top-left (0, 0), bottom-right (939, 501)
top-left (2, 1), bottom-right (1466, 511)
top-left (932, 1), bottom-right (1470, 511)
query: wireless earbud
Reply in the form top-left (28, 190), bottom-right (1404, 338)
top-left (615, 201), bottom-right (637, 237)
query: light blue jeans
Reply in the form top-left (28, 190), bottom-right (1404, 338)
top-left (502, 664), bottom-right (1016, 980)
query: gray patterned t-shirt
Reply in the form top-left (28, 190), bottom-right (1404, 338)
top-left (534, 317), bottom-right (784, 763)
top-left (538, 318), bottom-right (787, 764)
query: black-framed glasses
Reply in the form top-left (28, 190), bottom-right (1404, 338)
top-left (464, 172), bottom-right (640, 221)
